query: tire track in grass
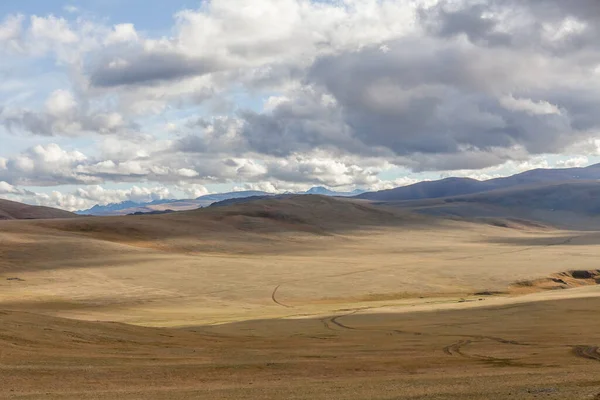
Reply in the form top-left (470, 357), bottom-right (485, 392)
top-left (573, 346), bottom-right (600, 362)
top-left (271, 285), bottom-right (292, 308)
top-left (270, 234), bottom-right (581, 308)
top-left (329, 310), bottom-right (544, 367)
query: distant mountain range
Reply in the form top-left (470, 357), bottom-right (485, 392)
top-left (77, 187), bottom-right (367, 216)
top-left (356, 163), bottom-right (600, 230)
top-left (356, 164), bottom-right (600, 202)
top-left (386, 180), bottom-right (600, 230)
top-left (76, 163), bottom-right (600, 221)
top-left (82, 199), bottom-right (176, 215)
top-left (304, 187), bottom-right (365, 197)
top-left (7, 163), bottom-right (600, 228)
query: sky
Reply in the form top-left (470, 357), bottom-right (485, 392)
top-left (1, 0), bottom-right (600, 211)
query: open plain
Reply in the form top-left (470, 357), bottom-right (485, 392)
top-left (2, 196), bottom-right (600, 399)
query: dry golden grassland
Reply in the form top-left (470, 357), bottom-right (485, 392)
top-left (1, 196), bottom-right (600, 399)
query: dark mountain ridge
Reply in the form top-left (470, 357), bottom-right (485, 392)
top-left (357, 163), bottom-right (600, 202)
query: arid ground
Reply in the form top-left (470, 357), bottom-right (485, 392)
top-left (1, 196), bottom-right (600, 399)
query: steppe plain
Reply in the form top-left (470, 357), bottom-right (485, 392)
top-left (1, 196), bottom-right (600, 399)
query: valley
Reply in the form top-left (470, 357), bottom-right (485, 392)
top-left (2, 195), bottom-right (600, 399)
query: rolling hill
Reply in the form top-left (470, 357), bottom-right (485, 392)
top-left (355, 177), bottom-right (496, 202)
top-left (4, 190), bottom-right (600, 400)
top-left (383, 181), bottom-right (600, 230)
top-left (357, 163), bottom-right (600, 202)
top-left (4, 192), bottom-right (594, 326)
top-left (37, 195), bottom-right (414, 249)
top-left (77, 188), bottom-right (367, 216)
top-left (76, 190), bottom-right (273, 216)
top-left (0, 198), bottom-right (77, 220)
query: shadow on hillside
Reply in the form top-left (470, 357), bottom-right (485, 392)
top-left (483, 233), bottom-right (600, 247)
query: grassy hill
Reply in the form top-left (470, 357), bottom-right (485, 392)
top-left (382, 181), bottom-right (600, 229)
top-left (0, 198), bottom-right (77, 220)
top-left (3, 192), bottom-right (600, 399)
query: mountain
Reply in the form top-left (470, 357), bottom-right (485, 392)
top-left (74, 163), bottom-right (600, 217)
top-left (357, 163), bottom-right (600, 202)
top-left (0, 198), bottom-right (77, 220)
top-left (490, 163), bottom-right (600, 186)
top-left (355, 177), bottom-right (495, 202)
top-left (76, 187), bottom-right (365, 216)
top-left (303, 186), bottom-right (365, 196)
top-left (81, 200), bottom-right (140, 215)
top-left (196, 190), bottom-right (270, 202)
top-left (77, 199), bottom-right (177, 216)
top-left (76, 191), bottom-right (274, 216)
top-left (387, 180), bottom-right (600, 230)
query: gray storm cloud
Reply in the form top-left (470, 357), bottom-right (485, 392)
top-left (3, 0), bottom-right (600, 210)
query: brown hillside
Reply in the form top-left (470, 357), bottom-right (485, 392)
top-left (28, 195), bottom-right (424, 250)
top-left (0, 198), bottom-right (77, 220)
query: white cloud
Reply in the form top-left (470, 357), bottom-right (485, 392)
top-left (2, 0), bottom-right (600, 204)
top-left (499, 95), bottom-right (561, 116)
top-left (555, 156), bottom-right (589, 169)
top-left (30, 15), bottom-right (78, 45)
top-left (176, 183), bottom-right (209, 198)
top-left (177, 168), bottom-right (199, 177)
top-left (1, 89), bottom-right (130, 136)
top-left (105, 23), bottom-right (138, 44)
top-left (76, 185), bottom-right (171, 205)
top-left (0, 14), bottom-right (24, 51)
top-left (238, 181), bottom-right (308, 193)
top-left (5, 184), bottom-right (175, 211)
top-left (45, 89), bottom-right (77, 116)
top-left (0, 181), bottom-right (25, 195)
top-left (0, 144), bottom-right (90, 186)
top-left (63, 5), bottom-right (79, 14)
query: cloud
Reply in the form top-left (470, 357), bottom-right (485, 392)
top-left (555, 156), bottom-right (590, 169)
top-left (75, 185), bottom-right (172, 205)
top-left (263, 153), bottom-right (384, 188)
top-left (0, 141), bottom-right (400, 203)
top-left (307, 38), bottom-right (589, 157)
top-left (175, 183), bottom-right (209, 198)
top-left (0, 181), bottom-right (34, 195)
top-left (33, 185), bottom-right (173, 211)
top-left (90, 50), bottom-right (219, 88)
top-left (105, 23), bottom-right (138, 44)
top-left (0, 143), bottom-right (91, 186)
top-left (420, 0), bottom-right (600, 54)
top-left (0, 14), bottom-right (24, 52)
top-left (63, 5), bottom-right (79, 14)
top-left (231, 0), bottom-right (600, 171)
top-left (85, 0), bottom-right (420, 89)
top-left (3, 0), bottom-right (600, 204)
top-left (1, 89), bottom-right (131, 136)
top-left (499, 95), bottom-right (562, 116)
top-left (30, 15), bottom-right (78, 45)
top-left (1, 181), bottom-right (207, 211)
top-left (239, 88), bottom-right (361, 157)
